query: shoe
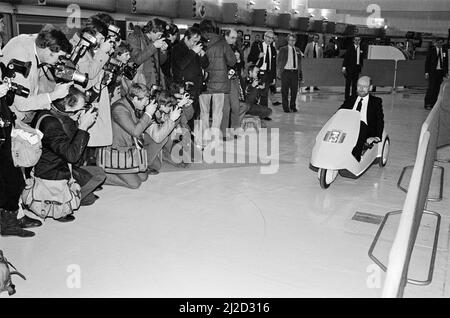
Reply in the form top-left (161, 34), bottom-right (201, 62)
top-left (304, 87), bottom-right (310, 91)
top-left (314, 87), bottom-right (320, 91)
top-left (0, 209), bottom-right (35, 237)
top-left (263, 117), bottom-right (272, 121)
top-left (291, 108), bottom-right (298, 112)
top-left (272, 101), bottom-right (281, 106)
top-left (283, 110), bottom-right (290, 113)
top-left (80, 193), bottom-right (98, 206)
top-left (55, 214), bottom-right (75, 223)
top-left (147, 168), bottom-right (160, 175)
top-left (18, 215), bottom-right (42, 229)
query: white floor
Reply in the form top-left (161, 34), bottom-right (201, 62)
top-left (2, 88), bottom-right (450, 298)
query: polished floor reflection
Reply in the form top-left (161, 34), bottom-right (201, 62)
top-left (2, 89), bottom-right (450, 298)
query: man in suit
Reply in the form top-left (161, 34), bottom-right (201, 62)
top-left (339, 76), bottom-right (384, 162)
top-left (342, 36), bottom-right (364, 101)
top-left (304, 34), bottom-right (323, 91)
top-left (424, 38), bottom-right (448, 110)
top-left (247, 31), bottom-right (277, 116)
top-left (277, 34), bottom-right (302, 113)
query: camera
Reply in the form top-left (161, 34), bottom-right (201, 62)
top-left (69, 32), bottom-right (98, 65)
top-left (162, 23), bottom-right (178, 49)
top-left (122, 62), bottom-right (138, 81)
top-left (183, 81), bottom-right (195, 98)
top-left (107, 24), bottom-right (121, 42)
top-left (101, 57), bottom-right (122, 86)
top-left (0, 59), bottom-right (32, 99)
top-left (149, 84), bottom-right (162, 100)
top-left (257, 70), bottom-right (266, 86)
top-left (52, 56), bottom-right (89, 88)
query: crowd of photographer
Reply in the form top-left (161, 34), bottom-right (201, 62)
top-left (0, 12), bottom-right (280, 237)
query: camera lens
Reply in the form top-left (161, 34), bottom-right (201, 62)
top-left (72, 72), bottom-right (88, 88)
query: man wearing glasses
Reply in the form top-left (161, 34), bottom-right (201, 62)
top-left (277, 34), bottom-right (302, 113)
top-left (247, 31), bottom-right (277, 116)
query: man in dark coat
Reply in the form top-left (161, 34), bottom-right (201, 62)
top-left (339, 76), bottom-right (384, 162)
top-left (198, 19), bottom-right (236, 146)
top-left (424, 38), bottom-right (448, 109)
top-left (171, 26), bottom-right (209, 130)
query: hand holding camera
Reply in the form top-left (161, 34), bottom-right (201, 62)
top-left (145, 100), bottom-right (158, 117)
top-left (177, 93), bottom-right (192, 108)
top-left (50, 82), bottom-right (73, 101)
top-left (169, 106), bottom-right (182, 122)
top-left (153, 38), bottom-right (167, 50)
top-left (192, 43), bottom-right (203, 54)
top-left (78, 107), bottom-right (98, 131)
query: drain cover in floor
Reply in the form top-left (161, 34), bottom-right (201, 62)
top-left (352, 212), bottom-right (384, 225)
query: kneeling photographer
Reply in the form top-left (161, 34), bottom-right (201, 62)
top-left (244, 64), bottom-right (273, 120)
top-left (103, 84), bottom-right (180, 189)
top-left (27, 87), bottom-right (104, 222)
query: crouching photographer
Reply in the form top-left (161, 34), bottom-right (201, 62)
top-left (0, 27), bottom-right (74, 123)
top-left (244, 64), bottom-right (273, 120)
top-left (102, 83), bottom-right (180, 189)
top-left (24, 87), bottom-right (104, 223)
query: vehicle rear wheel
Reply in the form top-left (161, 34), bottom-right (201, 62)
top-left (319, 169), bottom-right (338, 189)
top-left (379, 137), bottom-right (390, 167)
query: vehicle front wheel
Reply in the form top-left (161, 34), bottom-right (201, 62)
top-left (379, 137), bottom-right (390, 167)
top-left (319, 169), bottom-right (338, 189)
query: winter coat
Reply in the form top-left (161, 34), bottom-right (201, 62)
top-left (33, 110), bottom-right (90, 181)
top-left (127, 26), bottom-right (167, 89)
top-left (203, 33), bottom-right (236, 94)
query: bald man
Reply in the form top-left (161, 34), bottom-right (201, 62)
top-left (339, 76), bottom-right (384, 161)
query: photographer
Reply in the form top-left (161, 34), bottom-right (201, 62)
top-left (161, 23), bottom-right (179, 88)
top-left (128, 18), bottom-right (169, 89)
top-left (244, 64), bottom-right (273, 120)
top-left (171, 26), bottom-right (209, 130)
top-left (222, 29), bottom-right (246, 139)
top-left (31, 86), bottom-right (103, 222)
top-left (70, 17), bottom-right (116, 154)
top-left (0, 27), bottom-right (73, 123)
top-left (0, 79), bottom-right (39, 237)
top-left (105, 84), bottom-right (180, 189)
top-left (198, 19), bottom-right (236, 147)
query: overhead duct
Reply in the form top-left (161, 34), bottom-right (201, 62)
top-left (178, 0), bottom-right (222, 22)
top-left (277, 13), bottom-right (291, 30)
top-left (132, 0), bottom-right (178, 18)
top-left (222, 3), bottom-right (252, 25)
top-left (17, 0), bottom-right (117, 12)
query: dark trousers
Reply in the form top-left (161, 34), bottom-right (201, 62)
top-left (187, 86), bottom-right (201, 131)
top-left (0, 145), bottom-right (24, 212)
top-left (424, 70), bottom-right (445, 108)
top-left (73, 166), bottom-right (106, 202)
top-left (345, 69), bottom-right (360, 100)
top-left (258, 72), bottom-right (273, 107)
top-left (352, 121), bottom-right (368, 162)
top-left (281, 70), bottom-right (299, 111)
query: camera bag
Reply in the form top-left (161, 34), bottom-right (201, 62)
top-left (20, 114), bottom-right (81, 220)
